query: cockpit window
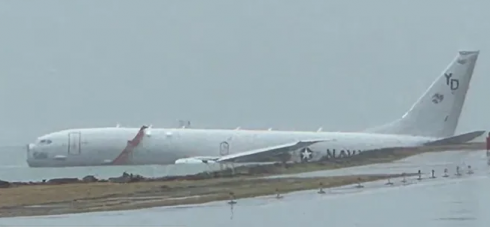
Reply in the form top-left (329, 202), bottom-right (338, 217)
top-left (39, 139), bottom-right (52, 144)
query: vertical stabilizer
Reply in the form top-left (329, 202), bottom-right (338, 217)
top-left (365, 50), bottom-right (479, 138)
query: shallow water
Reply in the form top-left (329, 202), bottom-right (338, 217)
top-left (0, 146), bottom-right (260, 182)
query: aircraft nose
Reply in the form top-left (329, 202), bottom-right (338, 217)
top-left (26, 143), bottom-right (47, 167)
top-left (26, 143), bottom-right (35, 156)
top-left (27, 143), bottom-right (36, 151)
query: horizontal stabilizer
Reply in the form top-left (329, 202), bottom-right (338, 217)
top-left (424, 130), bottom-right (485, 146)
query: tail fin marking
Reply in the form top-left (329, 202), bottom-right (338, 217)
top-left (365, 50), bottom-right (479, 138)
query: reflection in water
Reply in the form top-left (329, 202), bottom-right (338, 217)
top-left (436, 172), bottom-right (485, 225)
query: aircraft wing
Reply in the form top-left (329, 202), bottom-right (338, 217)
top-left (216, 139), bottom-right (331, 163)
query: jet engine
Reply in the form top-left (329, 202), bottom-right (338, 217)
top-left (174, 157), bottom-right (218, 164)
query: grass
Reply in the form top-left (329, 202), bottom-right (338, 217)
top-left (0, 173), bottom-right (414, 217)
top-left (0, 142), bottom-right (482, 217)
top-left (0, 177), bottom-right (251, 208)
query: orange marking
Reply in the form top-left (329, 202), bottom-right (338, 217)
top-left (111, 125), bottom-right (148, 165)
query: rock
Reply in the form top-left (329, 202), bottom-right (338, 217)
top-left (108, 177), bottom-right (128, 183)
top-left (108, 172), bottom-right (149, 183)
top-left (128, 174), bottom-right (145, 182)
top-left (109, 174), bottom-right (130, 183)
top-left (82, 175), bottom-right (98, 183)
top-left (0, 180), bottom-right (10, 188)
top-left (48, 178), bottom-right (80, 184)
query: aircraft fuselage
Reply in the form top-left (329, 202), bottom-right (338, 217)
top-left (26, 127), bottom-right (432, 167)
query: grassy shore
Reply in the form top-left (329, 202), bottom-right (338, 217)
top-left (0, 142), bottom-right (481, 217)
top-left (0, 173), bottom-right (415, 217)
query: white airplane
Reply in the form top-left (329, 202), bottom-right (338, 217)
top-left (26, 50), bottom-right (484, 167)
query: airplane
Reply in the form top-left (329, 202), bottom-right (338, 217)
top-left (26, 50), bottom-right (484, 168)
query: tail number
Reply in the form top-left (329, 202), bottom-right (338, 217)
top-left (444, 73), bottom-right (459, 91)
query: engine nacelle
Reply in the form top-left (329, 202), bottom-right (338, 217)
top-left (174, 157), bottom-right (217, 164)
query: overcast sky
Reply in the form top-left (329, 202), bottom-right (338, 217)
top-left (0, 0), bottom-right (489, 145)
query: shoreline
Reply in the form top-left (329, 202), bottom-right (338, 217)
top-left (0, 143), bottom-right (482, 218)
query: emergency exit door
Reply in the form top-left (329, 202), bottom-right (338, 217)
top-left (68, 132), bottom-right (81, 155)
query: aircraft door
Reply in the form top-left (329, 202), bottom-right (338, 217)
top-left (219, 141), bottom-right (230, 156)
top-left (68, 132), bottom-right (81, 155)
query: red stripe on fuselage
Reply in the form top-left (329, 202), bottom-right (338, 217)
top-left (111, 126), bottom-right (148, 165)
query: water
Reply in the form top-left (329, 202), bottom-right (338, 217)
top-left (0, 146), bottom-right (262, 182)
top-left (0, 149), bottom-right (488, 226)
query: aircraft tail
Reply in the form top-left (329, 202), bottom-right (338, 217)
top-left (365, 50), bottom-right (480, 138)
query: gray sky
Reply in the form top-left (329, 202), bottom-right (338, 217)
top-left (0, 0), bottom-right (489, 145)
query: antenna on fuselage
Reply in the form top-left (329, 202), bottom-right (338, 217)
top-left (317, 127), bottom-right (322, 132)
top-left (116, 123), bottom-right (121, 128)
top-left (268, 128), bottom-right (272, 131)
top-left (235, 126), bottom-right (241, 130)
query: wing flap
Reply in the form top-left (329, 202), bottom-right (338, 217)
top-left (216, 139), bottom-right (331, 163)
